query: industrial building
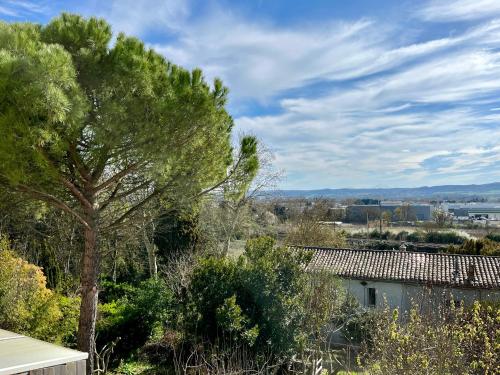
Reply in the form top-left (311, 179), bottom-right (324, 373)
top-left (345, 201), bottom-right (434, 223)
top-left (443, 203), bottom-right (500, 221)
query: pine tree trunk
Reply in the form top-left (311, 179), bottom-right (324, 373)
top-left (77, 210), bottom-right (99, 374)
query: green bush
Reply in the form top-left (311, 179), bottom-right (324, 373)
top-left (336, 295), bottom-right (381, 346)
top-left (405, 231), bottom-right (423, 242)
top-left (448, 238), bottom-right (500, 256)
top-left (360, 302), bottom-right (500, 374)
top-left (393, 230), bottom-right (466, 244)
top-left (97, 278), bottom-right (173, 365)
top-left (424, 231), bottom-right (465, 244)
top-left (485, 233), bottom-right (500, 242)
top-left (0, 236), bottom-right (79, 343)
top-left (180, 237), bottom-right (317, 357)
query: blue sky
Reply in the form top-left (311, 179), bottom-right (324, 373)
top-left (3, 0), bottom-right (500, 189)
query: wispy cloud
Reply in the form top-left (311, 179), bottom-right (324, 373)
top-left (91, 0), bottom-right (189, 37)
top-left (418, 0), bottom-right (500, 22)
top-left (0, 0), bottom-right (47, 17)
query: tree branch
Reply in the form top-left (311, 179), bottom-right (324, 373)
top-left (60, 177), bottom-right (93, 211)
top-left (35, 146), bottom-right (93, 210)
top-left (104, 185), bottom-right (168, 230)
top-left (15, 184), bottom-right (90, 229)
top-left (196, 153), bottom-right (244, 198)
top-left (93, 162), bottom-right (142, 193)
top-left (69, 142), bottom-right (92, 183)
top-left (98, 179), bottom-right (152, 211)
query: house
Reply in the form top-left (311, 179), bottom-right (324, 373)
top-left (0, 329), bottom-right (87, 375)
top-left (303, 247), bottom-right (500, 312)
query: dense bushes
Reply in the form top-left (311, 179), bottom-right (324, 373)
top-left (139, 237), bottom-right (344, 372)
top-left (180, 237), bottom-right (314, 356)
top-left (448, 238), bottom-right (500, 256)
top-left (351, 229), bottom-right (467, 245)
top-left (96, 279), bottom-right (172, 365)
top-left (486, 232), bottom-right (500, 242)
top-left (360, 302), bottom-right (500, 374)
top-left (423, 230), bottom-right (466, 244)
top-left (0, 236), bottom-right (79, 343)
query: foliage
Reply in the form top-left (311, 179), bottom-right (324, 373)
top-left (432, 209), bottom-right (453, 227)
top-left (368, 230), bottom-right (392, 240)
top-left (302, 271), bottom-right (346, 349)
top-left (394, 204), bottom-right (416, 221)
top-left (96, 279), bottom-right (173, 365)
top-left (178, 237), bottom-right (321, 359)
top-left (0, 236), bottom-right (78, 343)
top-left (335, 295), bottom-right (381, 346)
top-left (486, 232), bottom-right (500, 242)
top-left (447, 238), bottom-right (500, 256)
top-left (351, 229), bottom-right (467, 245)
top-left (360, 302), bottom-right (500, 375)
top-left (110, 361), bottom-right (156, 375)
top-left (424, 230), bottom-right (466, 244)
top-left (286, 219), bottom-right (347, 248)
top-left (154, 210), bottom-right (200, 261)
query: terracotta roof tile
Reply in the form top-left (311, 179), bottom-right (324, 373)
top-left (297, 247), bottom-right (500, 289)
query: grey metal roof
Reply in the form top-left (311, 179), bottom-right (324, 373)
top-left (0, 329), bottom-right (87, 375)
top-left (300, 247), bottom-right (500, 289)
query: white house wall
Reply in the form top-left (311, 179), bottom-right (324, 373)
top-left (342, 278), bottom-right (500, 313)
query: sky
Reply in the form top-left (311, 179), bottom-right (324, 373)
top-left (2, 0), bottom-right (500, 189)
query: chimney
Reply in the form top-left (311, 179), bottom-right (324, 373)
top-left (466, 263), bottom-right (476, 284)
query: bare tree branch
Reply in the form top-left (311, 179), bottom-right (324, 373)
top-left (93, 162), bottom-right (142, 193)
top-left (15, 184), bottom-right (90, 229)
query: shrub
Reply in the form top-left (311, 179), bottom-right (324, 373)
top-left (96, 278), bottom-right (173, 365)
top-left (485, 233), bottom-right (500, 242)
top-left (405, 231), bottom-right (423, 242)
top-left (179, 237), bottom-right (336, 360)
top-left (448, 238), bottom-right (500, 256)
top-left (0, 236), bottom-right (78, 343)
top-left (286, 219), bottom-right (347, 248)
top-left (360, 302), bottom-right (500, 375)
top-left (424, 231), bottom-right (465, 244)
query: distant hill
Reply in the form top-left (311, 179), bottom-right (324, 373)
top-left (269, 182), bottom-right (500, 200)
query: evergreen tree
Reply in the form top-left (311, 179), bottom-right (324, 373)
top-left (0, 14), bottom-right (257, 372)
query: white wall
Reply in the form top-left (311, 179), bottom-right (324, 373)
top-left (342, 278), bottom-right (500, 313)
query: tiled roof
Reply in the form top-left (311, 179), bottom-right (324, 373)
top-left (299, 247), bottom-right (500, 289)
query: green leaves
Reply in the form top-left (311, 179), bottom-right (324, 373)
top-left (181, 237), bottom-right (316, 357)
top-left (0, 20), bottom-right (85, 186)
top-left (0, 13), bottom-right (240, 224)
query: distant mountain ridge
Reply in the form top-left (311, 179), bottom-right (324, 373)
top-left (270, 182), bottom-right (500, 200)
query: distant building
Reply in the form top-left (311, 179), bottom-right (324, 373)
top-left (303, 247), bottom-right (500, 312)
top-left (443, 203), bottom-right (500, 221)
top-left (345, 202), bottom-right (434, 223)
top-left (327, 206), bottom-right (346, 221)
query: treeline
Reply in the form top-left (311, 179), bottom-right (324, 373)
top-left (350, 229), bottom-right (466, 244)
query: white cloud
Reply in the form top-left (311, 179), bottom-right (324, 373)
top-left (153, 14), bottom-right (390, 99)
top-left (89, 0), bottom-right (189, 37)
top-left (152, 11), bottom-right (486, 100)
top-left (418, 0), bottom-right (500, 22)
top-left (0, 0), bottom-right (46, 17)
